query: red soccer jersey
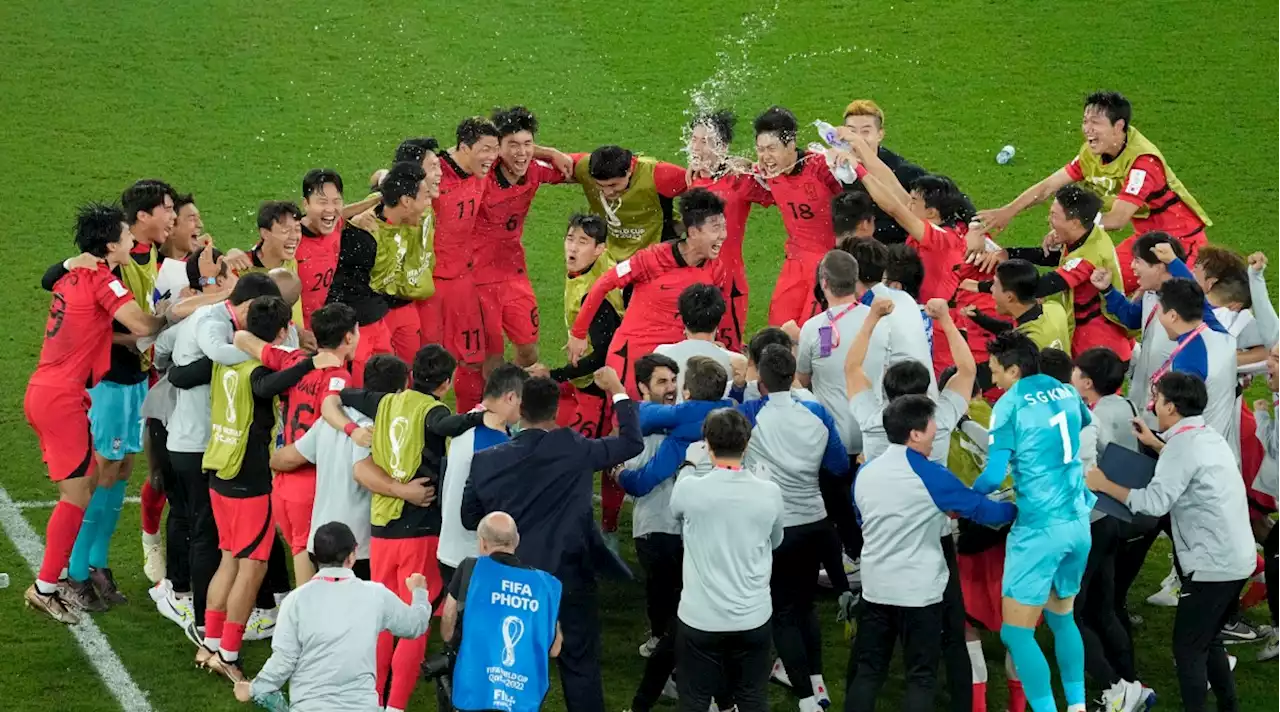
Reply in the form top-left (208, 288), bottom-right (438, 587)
top-left (431, 153), bottom-right (489, 280)
top-left (262, 345), bottom-right (352, 477)
top-left (1065, 155), bottom-right (1205, 240)
top-left (690, 172), bottom-right (774, 269)
top-left (952, 261), bottom-right (998, 358)
top-left (910, 221), bottom-right (968, 304)
top-left (765, 153), bottom-right (842, 259)
top-left (571, 241), bottom-right (724, 345)
top-left (472, 160), bottom-right (566, 285)
top-left (30, 264), bottom-right (134, 390)
top-left (297, 218), bottom-right (343, 329)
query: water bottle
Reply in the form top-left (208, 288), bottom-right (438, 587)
top-left (996, 144), bottom-right (1016, 165)
top-left (808, 142), bottom-right (857, 184)
top-left (813, 120), bottom-right (850, 151)
top-left (0, 573), bottom-right (9, 589)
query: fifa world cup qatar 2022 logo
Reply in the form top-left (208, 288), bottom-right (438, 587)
top-left (222, 370), bottom-right (240, 424)
top-left (501, 615), bottom-right (525, 667)
top-left (388, 416), bottom-right (410, 478)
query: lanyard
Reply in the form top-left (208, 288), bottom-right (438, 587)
top-left (1147, 322), bottom-right (1209, 410)
top-left (818, 303), bottom-right (859, 356)
top-left (1167, 422), bottom-right (1205, 439)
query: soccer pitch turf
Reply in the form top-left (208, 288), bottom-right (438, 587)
top-left (1, 0), bottom-right (1277, 709)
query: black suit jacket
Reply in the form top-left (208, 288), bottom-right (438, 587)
top-left (461, 397), bottom-right (644, 589)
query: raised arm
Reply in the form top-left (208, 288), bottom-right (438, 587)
top-left (380, 579), bottom-right (432, 640)
top-left (844, 298), bottom-right (893, 398)
top-left (928, 299), bottom-right (975, 399)
top-left (977, 168), bottom-right (1074, 235)
top-left (1249, 253), bottom-right (1278, 348)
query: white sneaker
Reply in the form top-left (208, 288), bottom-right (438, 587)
top-left (1145, 568), bottom-right (1180, 607)
top-left (770, 657), bottom-right (792, 687)
top-left (1097, 679), bottom-right (1146, 712)
top-left (661, 676), bottom-right (678, 700)
top-left (1258, 633), bottom-right (1279, 662)
top-left (638, 635), bottom-right (660, 658)
top-left (244, 606), bottom-right (277, 641)
top-left (149, 580), bottom-right (193, 628)
top-left (142, 532), bottom-right (165, 584)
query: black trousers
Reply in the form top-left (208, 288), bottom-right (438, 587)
top-left (150, 420), bottom-right (190, 593)
top-left (676, 620), bottom-right (772, 712)
top-left (1076, 516), bottom-right (1136, 687)
top-left (631, 533), bottom-right (684, 712)
top-left (1173, 577), bottom-right (1245, 712)
top-left (845, 599), bottom-right (944, 712)
top-left (821, 465), bottom-right (862, 561)
top-left (1113, 513), bottom-right (1167, 637)
top-left (256, 534), bottom-right (291, 609)
top-left (171, 451), bottom-right (217, 626)
top-left (771, 520), bottom-right (828, 700)
top-left (939, 537), bottom-right (972, 712)
top-left (1266, 524), bottom-right (1278, 626)
top-left (557, 584), bottom-right (605, 712)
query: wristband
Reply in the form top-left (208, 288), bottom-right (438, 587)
top-left (854, 164), bottom-right (868, 180)
top-left (343, 422), bottom-right (359, 437)
top-left (201, 277), bottom-right (217, 286)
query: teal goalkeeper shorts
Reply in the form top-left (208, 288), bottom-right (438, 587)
top-left (88, 380), bottom-right (148, 461)
top-left (1002, 516), bottom-right (1092, 606)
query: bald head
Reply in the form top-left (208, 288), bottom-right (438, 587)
top-left (477, 511), bottom-right (519, 554)
top-left (269, 267), bottom-right (302, 307)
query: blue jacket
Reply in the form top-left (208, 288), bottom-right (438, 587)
top-left (620, 398), bottom-right (735, 497)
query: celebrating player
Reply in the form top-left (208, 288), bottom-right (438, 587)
top-left (296, 169), bottom-right (345, 329)
top-left (978, 91), bottom-right (1212, 292)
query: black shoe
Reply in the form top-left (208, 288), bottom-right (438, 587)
top-left (90, 567), bottom-right (128, 606)
top-left (63, 577), bottom-right (108, 613)
top-left (1220, 619), bottom-right (1262, 644)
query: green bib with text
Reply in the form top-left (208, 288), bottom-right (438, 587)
top-left (371, 390), bottom-right (441, 526)
top-left (1074, 126), bottom-right (1211, 226)
top-left (1049, 224), bottom-right (1126, 336)
top-left (202, 360), bottom-right (261, 480)
top-left (351, 207), bottom-right (436, 301)
top-left (563, 255), bottom-right (625, 389)
top-left (575, 156), bottom-right (665, 263)
top-left (119, 246), bottom-right (158, 371)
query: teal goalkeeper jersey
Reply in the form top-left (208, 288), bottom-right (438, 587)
top-left (990, 374), bottom-right (1096, 528)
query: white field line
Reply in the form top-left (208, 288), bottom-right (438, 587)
top-left (0, 487), bottom-right (153, 711)
top-left (15, 495), bottom-right (141, 511)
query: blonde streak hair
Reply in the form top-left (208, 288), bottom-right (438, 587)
top-left (843, 99), bottom-right (885, 129)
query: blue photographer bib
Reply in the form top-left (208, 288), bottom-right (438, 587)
top-left (452, 556), bottom-right (562, 712)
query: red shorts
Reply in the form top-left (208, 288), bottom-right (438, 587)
top-left (604, 331), bottom-right (667, 400)
top-left (1115, 230), bottom-right (1207, 294)
top-left (1071, 316), bottom-right (1132, 361)
top-left (272, 474), bottom-right (315, 555)
top-left (24, 384), bottom-right (94, 482)
top-left (555, 383), bottom-right (614, 438)
top-left (958, 547), bottom-right (1006, 631)
top-left (478, 277), bottom-right (539, 355)
top-left (383, 303), bottom-right (421, 365)
top-left (418, 276), bottom-right (484, 366)
top-left (715, 264), bottom-right (749, 353)
top-left (352, 318), bottom-right (394, 387)
top-left (769, 255), bottom-right (824, 327)
top-left (371, 535), bottom-right (443, 615)
top-left (210, 490), bottom-right (274, 561)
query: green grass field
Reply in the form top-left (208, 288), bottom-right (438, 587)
top-left (1, 0), bottom-right (1277, 709)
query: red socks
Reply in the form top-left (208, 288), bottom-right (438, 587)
top-left (971, 682), bottom-right (988, 712)
top-left (222, 621), bottom-right (245, 660)
top-left (1008, 680), bottom-right (1027, 712)
top-left (140, 480), bottom-right (165, 535)
top-left (205, 609), bottom-right (226, 640)
top-left (39, 501), bottom-right (85, 585)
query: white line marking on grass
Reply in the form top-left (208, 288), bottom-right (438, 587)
top-left (15, 496), bottom-right (141, 511)
top-left (0, 487), bottom-right (154, 712)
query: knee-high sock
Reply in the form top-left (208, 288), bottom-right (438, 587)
top-left (1000, 623), bottom-right (1056, 712)
top-left (1044, 609), bottom-right (1086, 707)
top-left (39, 502), bottom-right (85, 587)
top-left (89, 481), bottom-right (128, 569)
top-left (967, 639), bottom-right (988, 712)
top-left (68, 487), bottom-right (110, 580)
top-left (140, 479), bottom-right (165, 535)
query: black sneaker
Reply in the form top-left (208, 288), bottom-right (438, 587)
top-left (1220, 619), bottom-right (1262, 644)
top-left (90, 567), bottom-right (128, 606)
top-left (63, 577), bottom-right (108, 612)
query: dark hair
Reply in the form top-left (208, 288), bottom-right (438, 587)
top-left (678, 283), bottom-right (726, 334)
top-left (748, 327), bottom-right (793, 366)
top-left (186, 247), bottom-right (225, 290)
top-left (1153, 371), bottom-right (1206, 417)
top-left (680, 188), bottom-right (726, 231)
top-left (75, 203), bottom-right (128, 257)
top-left (1132, 231), bottom-right (1185, 266)
top-left (909, 174), bottom-right (975, 227)
top-left (884, 243), bottom-right (924, 299)
top-left (257, 201), bottom-right (302, 231)
top-left (995, 259), bottom-right (1040, 304)
top-left (987, 331), bottom-right (1040, 378)
top-left (635, 353), bottom-right (679, 390)
top-left (1074, 347), bottom-right (1125, 396)
top-left (1039, 348), bottom-right (1074, 384)
top-left (884, 394), bottom-right (936, 445)
top-left (483, 363), bottom-right (529, 399)
top-left (456, 116), bottom-right (500, 148)
top-left (757, 344), bottom-right (795, 394)
top-left (1157, 278), bottom-right (1205, 323)
top-left (567, 213), bottom-right (608, 244)
top-left (753, 105), bottom-right (798, 144)
top-left (1084, 90), bottom-right (1132, 130)
top-left (520, 376), bottom-right (560, 423)
top-left (1053, 184), bottom-right (1102, 229)
top-left (394, 137), bottom-right (440, 165)
top-left (492, 106), bottom-right (538, 139)
top-left (363, 354), bottom-right (409, 393)
top-left (832, 191), bottom-right (876, 238)
top-left (121, 179), bottom-right (176, 225)
top-left (702, 408), bottom-right (752, 459)
top-left (302, 169), bottom-right (344, 199)
top-left (310, 303), bottom-right (358, 349)
top-left (381, 161), bottom-right (427, 208)
top-left (883, 360), bottom-right (932, 401)
top-left (228, 272), bottom-right (281, 306)
top-left (411, 344), bottom-right (456, 394)
top-left (684, 356), bottom-right (728, 401)
top-left (588, 145), bottom-right (633, 181)
top-left (174, 193), bottom-right (197, 212)
top-left (245, 296), bottom-right (292, 342)
top-left (312, 521), bottom-right (357, 568)
top-left (692, 110), bottom-right (735, 145)
top-left (819, 250), bottom-right (860, 298)
top-left (938, 365), bottom-right (981, 399)
top-left (1196, 246), bottom-right (1248, 285)
top-left (840, 236), bottom-right (888, 284)
top-left (1210, 272), bottom-right (1252, 309)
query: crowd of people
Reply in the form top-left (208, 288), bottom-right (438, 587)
top-left (20, 91), bottom-right (1279, 712)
